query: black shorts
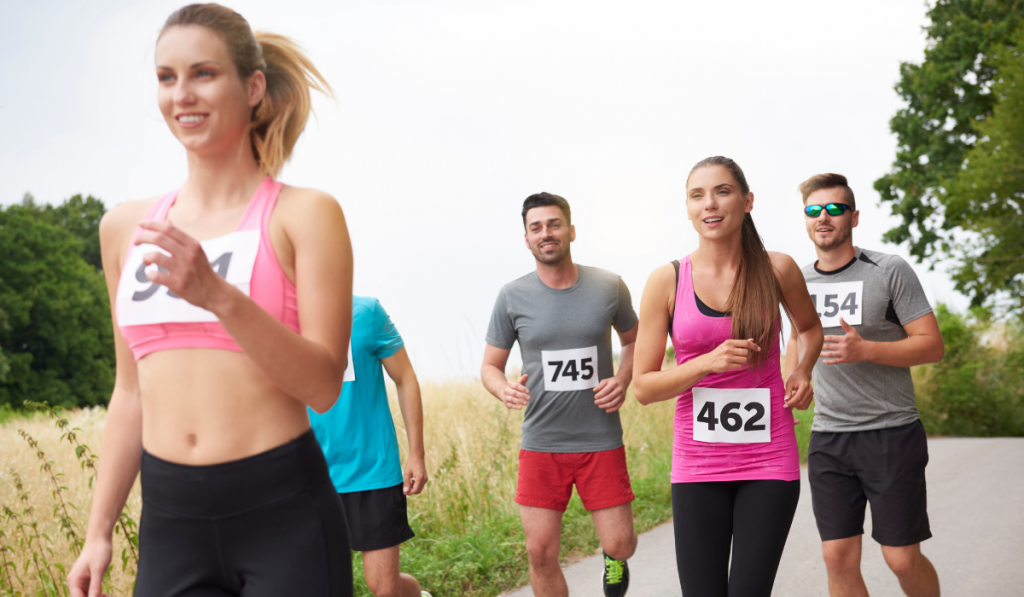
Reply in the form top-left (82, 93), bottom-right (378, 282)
top-left (339, 483), bottom-right (415, 552)
top-left (134, 430), bottom-right (353, 596)
top-left (808, 419), bottom-right (931, 547)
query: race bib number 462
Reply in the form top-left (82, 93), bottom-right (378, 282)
top-left (541, 346), bottom-right (599, 392)
top-left (692, 387), bottom-right (771, 444)
top-left (806, 281), bottom-right (863, 327)
top-left (116, 229), bottom-right (261, 326)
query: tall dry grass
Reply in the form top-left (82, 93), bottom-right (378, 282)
top-left (0, 382), bottom-right (676, 596)
top-left (0, 404), bottom-right (140, 596)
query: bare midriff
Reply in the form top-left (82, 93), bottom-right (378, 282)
top-left (137, 349), bottom-right (310, 465)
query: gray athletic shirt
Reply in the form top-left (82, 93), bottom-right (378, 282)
top-left (486, 265), bottom-right (639, 453)
top-left (802, 248), bottom-right (934, 433)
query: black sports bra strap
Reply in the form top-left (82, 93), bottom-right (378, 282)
top-left (668, 260), bottom-right (681, 334)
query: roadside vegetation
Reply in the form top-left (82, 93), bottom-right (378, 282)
top-left (1, 305), bottom-right (1021, 595)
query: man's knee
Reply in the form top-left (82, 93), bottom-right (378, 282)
top-left (365, 575), bottom-right (400, 597)
top-left (525, 538), bottom-right (561, 570)
top-left (603, 531), bottom-right (637, 561)
top-left (882, 544), bottom-right (922, 578)
top-left (822, 538), bottom-right (861, 575)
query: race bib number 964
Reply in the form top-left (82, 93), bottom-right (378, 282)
top-left (116, 230), bottom-right (261, 326)
top-left (541, 346), bottom-right (599, 392)
top-left (692, 387), bottom-right (771, 444)
top-left (806, 281), bottom-right (863, 327)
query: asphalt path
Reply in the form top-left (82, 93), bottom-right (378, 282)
top-left (505, 438), bottom-right (1024, 597)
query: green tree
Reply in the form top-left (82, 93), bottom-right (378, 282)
top-left (944, 27), bottom-right (1024, 312)
top-left (874, 0), bottom-right (1023, 308)
top-left (0, 206), bottom-right (114, 409)
top-left (20, 193), bottom-right (106, 270)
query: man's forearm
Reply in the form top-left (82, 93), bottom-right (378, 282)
top-left (864, 335), bottom-right (943, 368)
top-left (481, 365), bottom-right (509, 399)
top-left (395, 377), bottom-right (425, 458)
top-left (616, 342), bottom-right (636, 387)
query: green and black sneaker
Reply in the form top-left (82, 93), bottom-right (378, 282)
top-left (602, 552), bottom-right (630, 597)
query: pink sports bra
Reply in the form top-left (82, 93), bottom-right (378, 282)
top-left (115, 177), bottom-right (300, 361)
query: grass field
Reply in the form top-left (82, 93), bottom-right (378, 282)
top-left (0, 382), bottom-right (816, 597)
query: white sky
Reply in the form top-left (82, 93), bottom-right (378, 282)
top-left (0, 0), bottom-right (970, 379)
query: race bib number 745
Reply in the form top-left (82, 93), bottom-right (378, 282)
top-left (806, 281), bottom-right (863, 327)
top-left (692, 387), bottom-right (771, 444)
top-left (541, 346), bottom-right (599, 392)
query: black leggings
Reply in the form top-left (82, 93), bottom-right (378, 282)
top-left (672, 480), bottom-right (800, 597)
top-left (134, 430), bottom-right (353, 597)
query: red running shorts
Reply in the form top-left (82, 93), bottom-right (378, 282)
top-left (515, 446), bottom-right (635, 512)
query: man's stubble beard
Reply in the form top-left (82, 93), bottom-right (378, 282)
top-left (532, 241), bottom-right (570, 265)
top-left (815, 225), bottom-right (852, 252)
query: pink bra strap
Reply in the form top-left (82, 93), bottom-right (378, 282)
top-left (237, 177), bottom-right (282, 231)
top-left (121, 190), bottom-right (178, 271)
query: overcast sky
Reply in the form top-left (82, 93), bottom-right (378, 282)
top-left (0, 0), bottom-right (969, 379)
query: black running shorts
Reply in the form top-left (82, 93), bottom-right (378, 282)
top-left (339, 483), bottom-right (415, 552)
top-left (808, 419), bottom-right (931, 547)
top-left (134, 430), bottom-right (353, 596)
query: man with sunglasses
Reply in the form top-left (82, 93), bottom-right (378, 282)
top-left (786, 174), bottom-right (944, 597)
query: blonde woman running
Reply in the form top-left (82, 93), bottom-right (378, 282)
top-left (67, 4), bottom-right (354, 596)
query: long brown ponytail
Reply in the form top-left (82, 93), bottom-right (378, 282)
top-left (160, 4), bottom-right (333, 178)
top-left (688, 156), bottom-right (792, 367)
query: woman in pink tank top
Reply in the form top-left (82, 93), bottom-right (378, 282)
top-left (633, 157), bottom-right (823, 597)
top-left (68, 5), bottom-right (356, 597)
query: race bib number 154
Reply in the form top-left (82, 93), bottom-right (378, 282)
top-left (806, 281), bottom-right (863, 327)
top-left (541, 346), bottom-right (599, 392)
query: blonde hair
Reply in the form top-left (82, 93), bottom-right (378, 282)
top-left (160, 3), bottom-right (333, 178)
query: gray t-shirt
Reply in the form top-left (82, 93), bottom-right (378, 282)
top-left (486, 265), bottom-right (639, 453)
top-left (802, 248), bottom-right (934, 433)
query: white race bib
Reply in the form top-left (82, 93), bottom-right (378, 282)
top-left (343, 343), bottom-right (355, 382)
top-left (116, 229), bottom-right (261, 326)
top-left (692, 387), bottom-right (771, 444)
top-left (541, 346), bottom-right (599, 392)
top-left (806, 281), bottom-right (864, 327)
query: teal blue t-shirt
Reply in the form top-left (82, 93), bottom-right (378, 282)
top-left (309, 296), bottom-right (405, 493)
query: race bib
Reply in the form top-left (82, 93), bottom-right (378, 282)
top-left (343, 344), bottom-right (355, 383)
top-left (806, 281), bottom-right (863, 327)
top-left (116, 229), bottom-right (261, 326)
top-left (541, 346), bottom-right (599, 392)
top-left (692, 387), bottom-right (771, 444)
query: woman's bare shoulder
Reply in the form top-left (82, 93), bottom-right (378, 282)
top-left (274, 184), bottom-right (345, 230)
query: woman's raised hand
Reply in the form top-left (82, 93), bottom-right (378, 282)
top-left (702, 338), bottom-right (760, 374)
top-left (134, 220), bottom-right (230, 312)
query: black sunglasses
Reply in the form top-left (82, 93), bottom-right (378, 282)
top-left (804, 203), bottom-right (852, 217)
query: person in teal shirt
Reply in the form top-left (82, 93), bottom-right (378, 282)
top-left (309, 296), bottom-right (430, 597)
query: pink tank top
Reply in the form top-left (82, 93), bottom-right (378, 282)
top-left (669, 255), bottom-right (799, 483)
top-left (115, 177), bottom-right (300, 361)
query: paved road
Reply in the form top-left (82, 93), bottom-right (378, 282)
top-left (506, 438), bottom-right (1024, 597)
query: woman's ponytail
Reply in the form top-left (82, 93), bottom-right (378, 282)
top-left (161, 4), bottom-right (333, 178)
top-left (250, 31), bottom-right (332, 178)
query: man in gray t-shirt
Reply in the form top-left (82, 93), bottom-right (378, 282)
top-left (787, 174), bottom-right (944, 597)
top-left (481, 192), bottom-right (638, 597)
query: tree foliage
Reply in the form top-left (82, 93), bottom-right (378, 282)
top-left (874, 0), bottom-right (1024, 311)
top-left (19, 192), bottom-right (106, 270)
top-left (0, 200), bottom-right (114, 409)
top-left (947, 27), bottom-right (1024, 312)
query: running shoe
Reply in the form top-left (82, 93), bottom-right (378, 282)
top-left (602, 552), bottom-right (629, 597)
